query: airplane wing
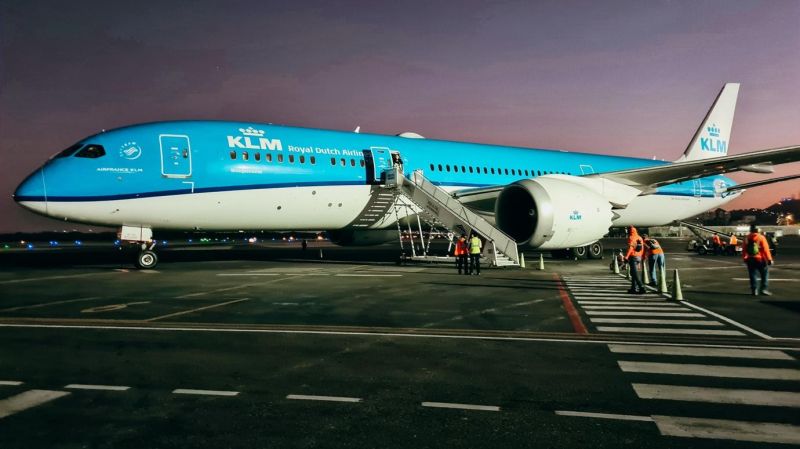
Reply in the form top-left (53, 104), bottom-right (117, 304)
top-left (721, 173), bottom-right (800, 193)
top-left (592, 145), bottom-right (800, 189)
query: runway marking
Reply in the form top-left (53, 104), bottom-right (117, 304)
top-left (582, 306), bottom-right (689, 311)
top-left (81, 301), bottom-right (150, 313)
top-left (334, 274), bottom-right (402, 277)
top-left (216, 273), bottom-right (279, 276)
top-left (591, 319), bottom-right (723, 326)
top-left (0, 390), bottom-right (70, 419)
top-left (732, 278), bottom-right (800, 282)
top-left (679, 301), bottom-right (774, 340)
top-left (0, 273), bottom-right (114, 285)
top-left (146, 298), bottom-right (251, 322)
top-left (618, 361), bottom-right (800, 380)
top-left (633, 384), bottom-right (800, 407)
top-left (287, 394), bottom-right (361, 403)
top-left (556, 275), bottom-right (588, 335)
top-left (422, 401), bottom-right (500, 412)
top-left (599, 327), bottom-right (745, 336)
top-left (555, 410), bottom-right (653, 422)
top-left (586, 311), bottom-right (705, 317)
top-left (0, 296), bottom-right (102, 312)
top-left (652, 415), bottom-right (800, 445)
top-left (172, 389), bottom-right (239, 396)
top-left (176, 285), bottom-right (252, 299)
top-left (64, 384), bottom-right (130, 391)
top-left (577, 301), bottom-right (673, 306)
top-left (2, 322), bottom-right (798, 352)
top-left (608, 344), bottom-right (794, 360)
top-left (0, 381), bottom-right (23, 386)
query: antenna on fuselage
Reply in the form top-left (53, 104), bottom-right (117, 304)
top-left (354, 126), bottom-right (360, 133)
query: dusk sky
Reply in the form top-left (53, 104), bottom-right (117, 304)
top-left (1, 0), bottom-right (798, 233)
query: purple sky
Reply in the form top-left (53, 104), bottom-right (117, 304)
top-left (1, 0), bottom-right (798, 232)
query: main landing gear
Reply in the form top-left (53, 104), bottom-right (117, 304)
top-left (550, 241), bottom-right (604, 260)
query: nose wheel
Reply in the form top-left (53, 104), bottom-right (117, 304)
top-left (135, 250), bottom-right (159, 269)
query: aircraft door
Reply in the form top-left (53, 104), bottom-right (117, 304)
top-left (363, 147), bottom-right (391, 184)
top-left (159, 134), bottom-right (192, 178)
top-left (693, 180), bottom-right (702, 197)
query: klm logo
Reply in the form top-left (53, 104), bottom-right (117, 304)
top-left (700, 124), bottom-right (726, 153)
top-left (227, 127), bottom-right (283, 151)
top-left (569, 210), bottom-right (582, 221)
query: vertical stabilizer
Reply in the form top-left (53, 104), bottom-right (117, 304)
top-left (675, 83), bottom-right (739, 162)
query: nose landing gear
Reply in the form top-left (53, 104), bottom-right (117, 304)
top-left (118, 225), bottom-right (159, 269)
top-left (135, 249), bottom-right (159, 269)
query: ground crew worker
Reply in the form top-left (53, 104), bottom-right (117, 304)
top-left (743, 225), bottom-right (773, 296)
top-left (728, 233), bottom-right (738, 255)
top-left (468, 233), bottom-right (482, 275)
top-left (454, 234), bottom-right (468, 275)
top-left (712, 233), bottom-right (722, 255)
top-left (642, 233), bottom-right (664, 287)
top-left (625, 226), bottom-right (645, 294)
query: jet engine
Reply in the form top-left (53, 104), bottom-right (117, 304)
top-left (495, 177), bottom-right (613, 249)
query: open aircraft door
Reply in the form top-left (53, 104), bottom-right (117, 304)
top-left (363, 147), bottom-right (393, 185)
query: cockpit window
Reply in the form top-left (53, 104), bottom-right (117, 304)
top-left (75, 144), bottom-right (106, 158)
top-left (54, 143), bottom-right (83, 159)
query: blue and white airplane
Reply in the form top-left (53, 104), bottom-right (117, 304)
top-left (13, 83), bottom-right (800, 268)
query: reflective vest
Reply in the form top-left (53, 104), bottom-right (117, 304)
top-left (454, 239), bottom-right (467, 256)
top-left (625, 234), bottom-right (643, 259)
top-left (645, 238), bottom-right (663, 255)
top-left (729, 235), bottom-right (738, 246)
top-left (743, 232), bottom-right (773, 262)
top-left (469, 237), bottom-right (482, 254)
top-left (712, 234), bottom-right (722, 245)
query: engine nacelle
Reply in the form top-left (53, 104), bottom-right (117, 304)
top-left (495, 177), bottom-right (613, 249)
top-left (326, 229), bottom-right (398, 246)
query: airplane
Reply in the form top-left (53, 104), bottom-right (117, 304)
top-left (13, 83), bottom-right (800, 268)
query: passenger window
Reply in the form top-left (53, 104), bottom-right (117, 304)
top-left (288, 154), bottom-right (295, 163)
top-left (483, 167), bottom-right (487, 174)
top-left (54, 143), bottom-right (83, 159)
top-left (255, 153), bottom-right (261, 161)
top-left (537, 170), bottom-right (541, 176)
top-left (446, 165), bottom-right (451, 172)
top-left (359, 159), bottom-right (365, 167)
top-left (504, 168), bottom-right (509, 175)
top-left (490, 168), bottom-right (495, 174)
top-left (524, 170), bottom-right (529, 176)
top-left (511, 169), bottom-right (516, 175)
top-left (331, 157), bottom-right (336, 166)
top-left (230, 151), bottom-right (237, 160)
top-left (75, 144), bottom-right (106, 159)
top-left (277, 154), bottom-right (284, 163)
top-left (430, 163), bottom-right (435, 171)
top-left (266, 153), bottom-right (272, 162)
top-left (453, 165), bottom-right (458, 173)
top-left (468, 166), bottom-right (473, 173)
top-left (438, 164), bottom-right (443, 171)
top-left (299, 155), bottom-right (305, 164)
top-left (310, 156), bottom-right (316, 164)
top-left (340, 158), bottom-right (345, 166)
top-left (350, 159), bottom-right (355, 167)
top-left (242, 151), bottom-right (249, 161)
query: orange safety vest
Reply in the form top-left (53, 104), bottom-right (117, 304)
top-left (625, 234), bottom-right (644, 259)
top-left (454, 239), bottom-right (467, 256)
top-left (645, 238), bottom-right (663, 255)
top-left (743, 232), bottom-right (773, 262)
top-left (712, 234), bottom-right (722, 245)
top-left (729, 235), bottom-right (738, 246)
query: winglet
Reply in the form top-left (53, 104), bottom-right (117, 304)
top-left (675, 83), bottom-right (739, 162)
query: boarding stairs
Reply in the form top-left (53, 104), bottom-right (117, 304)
top-left (387, 169), bottom-right (520, 267)
top-left (678, 221), bottom-right (721, 240)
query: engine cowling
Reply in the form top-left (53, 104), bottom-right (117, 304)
top-left (495, 177), bottom-right (613, 249)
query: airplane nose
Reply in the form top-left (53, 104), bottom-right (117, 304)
top-left (13, 169), bottom-right (49, 215)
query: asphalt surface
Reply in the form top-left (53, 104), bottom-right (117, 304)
top-left (0, 237), bottom-right (798, 448)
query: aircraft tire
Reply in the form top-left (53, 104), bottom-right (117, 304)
top-left (135, 250), bottom-right (158, 269)
top-left (572, 246), bottom-right (588, 259)
top-left (587, 242), bottom-right (603, 259)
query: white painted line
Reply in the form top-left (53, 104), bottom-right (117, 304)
top-left (146, 298), bottom-right (251, 322)
top-left (216, 273), bottom-right (279, 276)
top-left (555, 410), bottom-right (653, 422)
top-left (618, 361), bottom-right (800, 380)
top-left (172, 389), bottom-right (239, 396)
top-left (732, 278), bottom-right (800, 282)
top-left (608, 344), bottom-right (794, 360)
top-left (334, 274), bottom-right (403, 277)
top-left (679, 301), bottom-right (774, 340)
top-left (0, 389), bottom-right (71, 419)
top-left (286, 394), bottom-right (361, 403)
top-left (599, 327), bottom-right (745, 336)
top-left (0, 381), bottom-right (23, 386)
top-left (653, 415), bottom-right (800, 445)
top-left (591, 318), bottom-right (723, 326)
top-left (422, 401), bottom-right (500, 412)
top-left (1, 322), bottom-right (798, 351)
top-left (633, 384), bottom-right (800, 407)
top-left (577, 301), bottom-right (673, 306)
top-left (0, 296), bottom-right (101, 312)
top-left (573, 297), bottom-right (665, 302)
top-left (586, 311), bottom-right (706, 317)
top-left (583, 306), bottom-right (689, 311)
top-left (64, 384), bottom-right (130, 391)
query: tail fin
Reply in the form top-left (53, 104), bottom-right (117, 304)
top-left (675, 83), bottom-right (739, 162)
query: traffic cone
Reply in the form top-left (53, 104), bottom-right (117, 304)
top-left (613, 256), bottom-right (620, 274)
top-left (642, 259), bottom-right (650, 285)
top-left (658, 265), bottom-right (668, 294)
top-left (538, 253), bottom-right (545, 271)
top-left (319, 249), bottom-right (324, 259)
top-left (672, 269), bottom-right (683, 301)
top-left (625, 261), bottom-right (631, 280)
top-left (519, 253), bottom-right (526, 268)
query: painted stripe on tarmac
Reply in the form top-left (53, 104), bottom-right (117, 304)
top-left (591, 318), bottom-right (723, 326)
top-left (652, 415), bottom-right (800, 445)
top-left (422, 401), bottom-right (500, 412)
top-left (0, 390), bottom-right (70, 419)
top-left (608, 344), bottom-right (794, 360)
top-left (64, 384), bottom-right (130, 391)
top-left (334, 274), bottom-right (403, 277)
top-left (555, 410), bottom-right (653, 422)
top-left (216, 273), bottom-right (279, 276)
top-left (732, 278), bottom-right (800, 282)
top-left (577, 301), bottom-right (674, 306)
top-left (599, 327), bottom-right (745, 336)
top-left (0, 381), bottom-right (23, 386)
top-left (618, 361), bottom-right (800, 380)
top-left (583, 306), bottom-right (689, 311)
top-left (287, 394), bottom-right (361, 403)
top-left (586, 311), bottom-right (705, 317)
top-left (146, 298), bottom-right (252, 322)
top-left (633, 383), bottom-right (800, 407)
top-left (172, 389), bottom-right (239, 396)
top-left (679, 301), bottom-right (773, 340)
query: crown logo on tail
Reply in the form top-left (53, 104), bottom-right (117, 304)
top-left (706, 124), bottom-right (720, 137)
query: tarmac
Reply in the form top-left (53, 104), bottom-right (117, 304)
top-left (0, 237), bottom-right (798, 448)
